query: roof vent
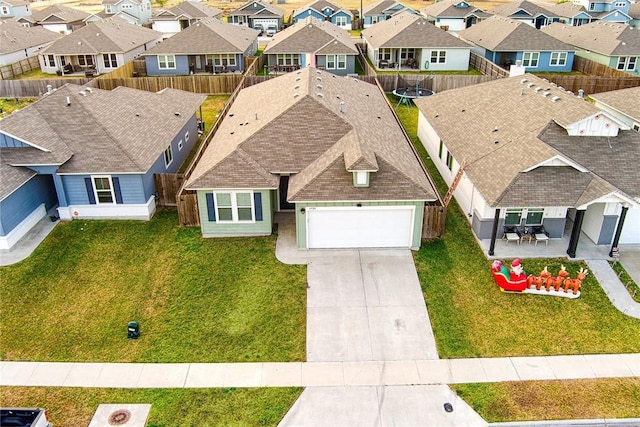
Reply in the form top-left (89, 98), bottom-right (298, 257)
top-left (79, 90), bottom-right (87, 96)
top-left (535, 87), bottom-right (543, 92)
top-left (316, 76), bottom-right (322, 81)
top-left (294, 84), bottom-right (300, 89)
top-left (316, 84), bottom-right (322, 89)
top-left (578, 89), bottom-right (584, 98)
top-left (317, 93), bottom-right (324, 98)
top-left (294, 93), bottom-right (300, 98)
top-left (527, 82), bottom-right (535, 88)
top-left (520, 78), bottom-right (528, 84)
top-left (492, 126), bottom-right (498, 132)
top-left (85, 87), bottom-right (92, 93)
top-left (66, 96), bottom-right (71, 106)
top-left (543, 91), bottom-right (551, 97)
top-left (340, 101), bottom-right (345, 113)
top-left (316, 70), bottom-right (321, 74)
top-left (552, 96), bottom-right (561, 102)
top-left (174, 112), bottom-right (181, 116)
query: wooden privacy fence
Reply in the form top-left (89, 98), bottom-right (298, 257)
top-left (177, 193), bottom-right (200, 226)
top-left (469, 52), bottom-right (509, 77)
top-left (88, 74), bottom-right (243, 93)
top-left (423, 205), bottom-right (446, 240)
top-left (0, 78), bottom-right (91, 97)
top-left (535, 74), bottom-right (640, 96)
top-left (154, 173), bottom-right (184, 206)
top-left (572, 56), bottom-right (636, 77)
top-left (0, 57), bottom-right (41, 80)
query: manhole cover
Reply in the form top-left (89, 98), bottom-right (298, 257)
top-left (108, 409), bottom-right (131, 425)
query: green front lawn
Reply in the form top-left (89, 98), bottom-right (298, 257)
top-left (0, 210), bottom-right (306, 362)
top-left (393, 99), bottom-right (640, 358)
top-left (0, 386), bottom-right (302, 426)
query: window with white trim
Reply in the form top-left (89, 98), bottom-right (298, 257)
top-left (121, 3), bottom-right (132, 9)
top-left (164, 144), bottom-right (173, 168)
top-left (158, 55), bottom-right (176, 69)
top-left (446, 151), bottom-right (453, 170)
top-left (525, 208), bottom-right (544, 225)
top-left (614, 1), bottom-right (626, 6)
top-left (215, 191), bottom-right (254, 222)
top-left (92, 176), bottom-right (115, 204)
top-left (335, 15), bottom-right (347, 26)
top-left (185, 131), bottom-right (190, 141)
top-left (504, 208), bottom-right (522, 226)
top-left (326, 55), bottom-right (336, 69)
top-left (522, 52), bottom-right (539, 67)
top-left (337, 55), bottom-right (346, 69)
top-left (277, 53), bottom-right (299, 66)
top-left (589, 2), bottom-right (595, 10)
top-left (210, 53), bottom-right (236, 67)
top-left (633, 123), bottom-right (639, 133)
top-left (46, 55), bottom-right (55, 67)
top-left (430, 50), bottom-right (446, 64)
top-left (379, 48), bottom-right (392, 61)
top-left (103, 53), bottom-right (118, 68)
top-left (617, 56), bottom-right (637, 71)
top-left (549, 52), bottom-right (567, 66)
top-left (1, 6), bottom-right (9, 14)
top-left (78, 55), bottom-right (94, 67)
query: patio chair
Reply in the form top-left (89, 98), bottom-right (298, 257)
top-left (502, 225), bottom-right (522, 245)
top-left (531, 225), bottom-right (549, 246)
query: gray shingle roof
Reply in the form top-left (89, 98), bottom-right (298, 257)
top-left (363, 0), bottom-right (407, 16)
top-left (413, 74), bottom-right (615, 207)
top-left (488, 0), bottom-right (554, 18)
top-left (420, 0), bottom-right (488, 19)
top-left (458, 15), bottom-right (573, 52)
top-left (31, 4), bottom-right (90, 24)
top-left (540, 122), bottom-right (640, 200)
top-left (186, 67), bottom-right (437, 203)
top-left (41, 16), bottom-right (162, 55)
top-left (362, 11), bottom-right (471, 49)
top-left (0, 84), bottom-right (205, 174)
top-left (153, 1), bottom-right (222, 21)
top-left (541, 21), bottom-right (640, 56)
top-left (229, 0), bottom-right (284, 18)
top-left (264, 17), bottom-right (357, 55)
top-left (293, 0), bottom-right (353, 18)
top-left (0, 18), bottom-right (62, 55)
top-left (630, 2), bottom-right (640, 19)
top-left (102, 0), bottom-right (143, 5)
top-left (0, 162), bottom-right (36, 202)
top-left (143, 18), bottom-right (257, 55)
top-left (590, 86), bottom-right (640, 123)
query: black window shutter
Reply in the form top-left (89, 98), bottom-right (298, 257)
top-left (254, 192), bottom-right (263, 221)
top-left (206, 193), bottom-right (216, 221)
top-left (112, 177), bottom-right (123, 204)
top-left (84, 177), bottom-right (96, 204)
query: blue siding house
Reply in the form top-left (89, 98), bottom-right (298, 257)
top-left (143, 18), bottom-right (258, 75)
top-left (0, 0), bottom-right (31, 18)
top-left (573, 0), bottom-right (631, 23)
top-left (363, 0), bottom-right (416, 27)
top-left (292, 0), bottom-right (354, 29)
top-left (0, 84), bottom-right (205, 250)
top-left (459, 15), bottom-right (575, 72)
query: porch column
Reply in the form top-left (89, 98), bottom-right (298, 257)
top-left (52, 174), bottom-right (68, 207)
top-left (609, 205), bottom-right (629, 257)
top-left (566, 208), bottom-right (585, 258)
top-left (488, 208), bottom-right (500, 256)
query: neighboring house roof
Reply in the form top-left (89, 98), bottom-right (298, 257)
top-left (413, 74), bottom-right (632, 207)
top-left (41, 16), bottom-right (162, 55)
top-left (458, 15), bottom-right (573, 51)
top-left (185, 67), bottom-right (437, 203)
top-left (264, 17), bottom-right (357, 55)
top-left (229, 0), bottom-right (284, 18)
top-left (361, 11), bottom-right (471, 49)
top-left (590, 86), bottom-right (640, 122)
top-left (630, 2), bottom-right (640, 19)
top-left (541, 1), bottom-right (591, 19)
top-left (31, 4), bottom-right (90, 24)
top-left (102, 0), bottom-right (145, 5)
top-left (143, 18), bottom-right (257, 55)
top-left (293, 0), bottom-right (353, 18)
top-left (0, 18), bottom-right (62, 55)
top-left (541, 21), bottom-right (640, 55)
top-left (363, 0), bottom-right (409, 16)
top-left (421, 0), bottom-right (489, 19)
top-left (1, 0), bottom-right (29, 6)
top-left (153, 1), bottom-right (222, 21)
top-left (0, 84), bottom-right (205, 174)
top-left (488, 0), bottom-right (553, 18)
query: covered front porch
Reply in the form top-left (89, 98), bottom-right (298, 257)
top-left (376, 48), bottom-right (422, 71)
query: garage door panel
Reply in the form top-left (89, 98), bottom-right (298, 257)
top-left (307, 207), bottom-right (414, 249)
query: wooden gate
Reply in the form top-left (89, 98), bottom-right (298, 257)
top-left (154, 173), bottom-right (183, 206)
top-left (422, 205), bottom-right (446, 240)
top-left (177, 192), bottom-right (200, 226)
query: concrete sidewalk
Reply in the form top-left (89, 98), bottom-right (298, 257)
top-left (2, 354), bottom-right (638, 388)
top-left (587, 259), bottom-right (640, 319)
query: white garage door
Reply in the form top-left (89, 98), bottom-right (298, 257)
top-left (253, 18), bottom-right (278, 27)
top-left (306, 206), bottom-right (415, 249)
top-left (620, 206), bottom-right (640, 244)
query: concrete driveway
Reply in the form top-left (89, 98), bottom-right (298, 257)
top-left (306, 249), bottom-right (439, 362)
